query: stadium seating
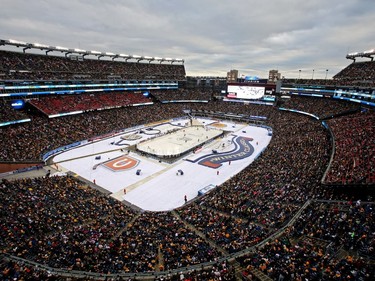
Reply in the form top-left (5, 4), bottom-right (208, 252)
top-left (0, 100), bottom-right (29, 123)
top-left (0, 49), bottom-right (374, 280)
top-left (334, 60), bottom-right (375, 86)
top-left (28, 92), bottom-right (152, 115)
top-left (151, 89), bottom-right (213, 102)
top-left (325, 110), bottom-right (375, 184)
top-left (281, 60), bottom-right (375, 87)
top-left (0, 50), bottom-right (186, 81)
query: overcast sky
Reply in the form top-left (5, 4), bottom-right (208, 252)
top-left (1, 0), bottom-right (374, 78)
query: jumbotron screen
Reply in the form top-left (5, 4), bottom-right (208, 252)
top-left (227, 85), bottom-right (265, 100)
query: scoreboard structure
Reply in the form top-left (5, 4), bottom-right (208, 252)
top-left (224, 82), bottom-right (276, 104)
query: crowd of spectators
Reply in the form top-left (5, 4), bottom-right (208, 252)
top-left (281, 60), bottom-right (375, 88)
top-left (238, 235), bottom-right (374, 280)
top-left (25, 88), bottom-right (215, 116)
top-left (0, 176), bottom-right (136, 274)
top-left (291, 200), bottom-right (374, 259)
top-left (0, 175), bottom-right (222, 275)
top-left (0, 258), bottom-right (236, 281)
top-left (0, 50), bottom-right (186, 81)
top-left (325, 109), bottom-right (375, 185)
top-left (0, 100), bottom-right (30, 124)
top-left (1, 46), bottom-right (375, 280)
top-left (238, 200), bottom-right (374, 280)
top-left (0, 101), bottom-right (277, 161)
top-left (1, 97), bottom-right (373, 186)
top-left (116, 212), bottom-right (222, 273)
top-left (199, 110), bottom-right (333, 209)
top-left (279, 95), bottom-right (359, 119)
top-left (177, 203), bottom-right (271, 254)
top-left (281, 77), bottom-right (375, 88)
top-left (0, 259), bottom-right (88, 281)
top-left (0, 115), bottom-right (67, 161)
top-left (28, 92), bottom-right (152, 115)
top-left (151, 89), bottom-right (213, 102)
top-left (334, 61), bottom-right (375, 86)
top-left (0, 94), bottom-right (374, 279)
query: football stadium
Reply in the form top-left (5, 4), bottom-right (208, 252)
top-left (0, 38), bottom-right (374, 281)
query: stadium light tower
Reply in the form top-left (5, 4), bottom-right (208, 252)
top-left (312, 69), bottom-right (315, 80)
top-left (298, 70), bottom-right (301, 79)
top-left (325, 69), bottom-right (329, 80)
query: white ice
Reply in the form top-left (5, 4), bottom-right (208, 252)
top-left (53, 117), bottom-right (272, 211)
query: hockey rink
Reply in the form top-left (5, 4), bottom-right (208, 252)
top-left (53, 117), bottom-right (272, 211)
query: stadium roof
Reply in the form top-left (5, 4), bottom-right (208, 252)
top-left (0, 38), bottom-right (185, 64)
top-left (346, 48), bottom-right (374, 61)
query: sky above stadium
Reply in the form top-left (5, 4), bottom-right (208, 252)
top-left (1, 0), bottom-right (374, 78)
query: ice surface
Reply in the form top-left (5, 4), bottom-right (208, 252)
top-left (53, 118), bottom-right (271, 211)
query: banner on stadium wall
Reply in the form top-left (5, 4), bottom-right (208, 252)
top-left (42, 141), bottom-right (83, 161)
top-left (278, 108), bottom-right (320, 120)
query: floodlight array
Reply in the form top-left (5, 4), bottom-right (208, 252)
top-left (0, 38), bottom-right (184, 64)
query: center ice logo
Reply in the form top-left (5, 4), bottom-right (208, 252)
top-left (104, 155), bottom-right (139, 171)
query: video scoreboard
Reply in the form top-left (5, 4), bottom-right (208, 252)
top-left (225, 82), bottom-right (276, 103)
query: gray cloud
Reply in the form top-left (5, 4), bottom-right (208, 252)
top-left (1, 0), bottom-right (374, 78)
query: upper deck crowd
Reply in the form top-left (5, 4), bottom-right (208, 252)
top-left (0, 50), bottom-right (186, 81)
